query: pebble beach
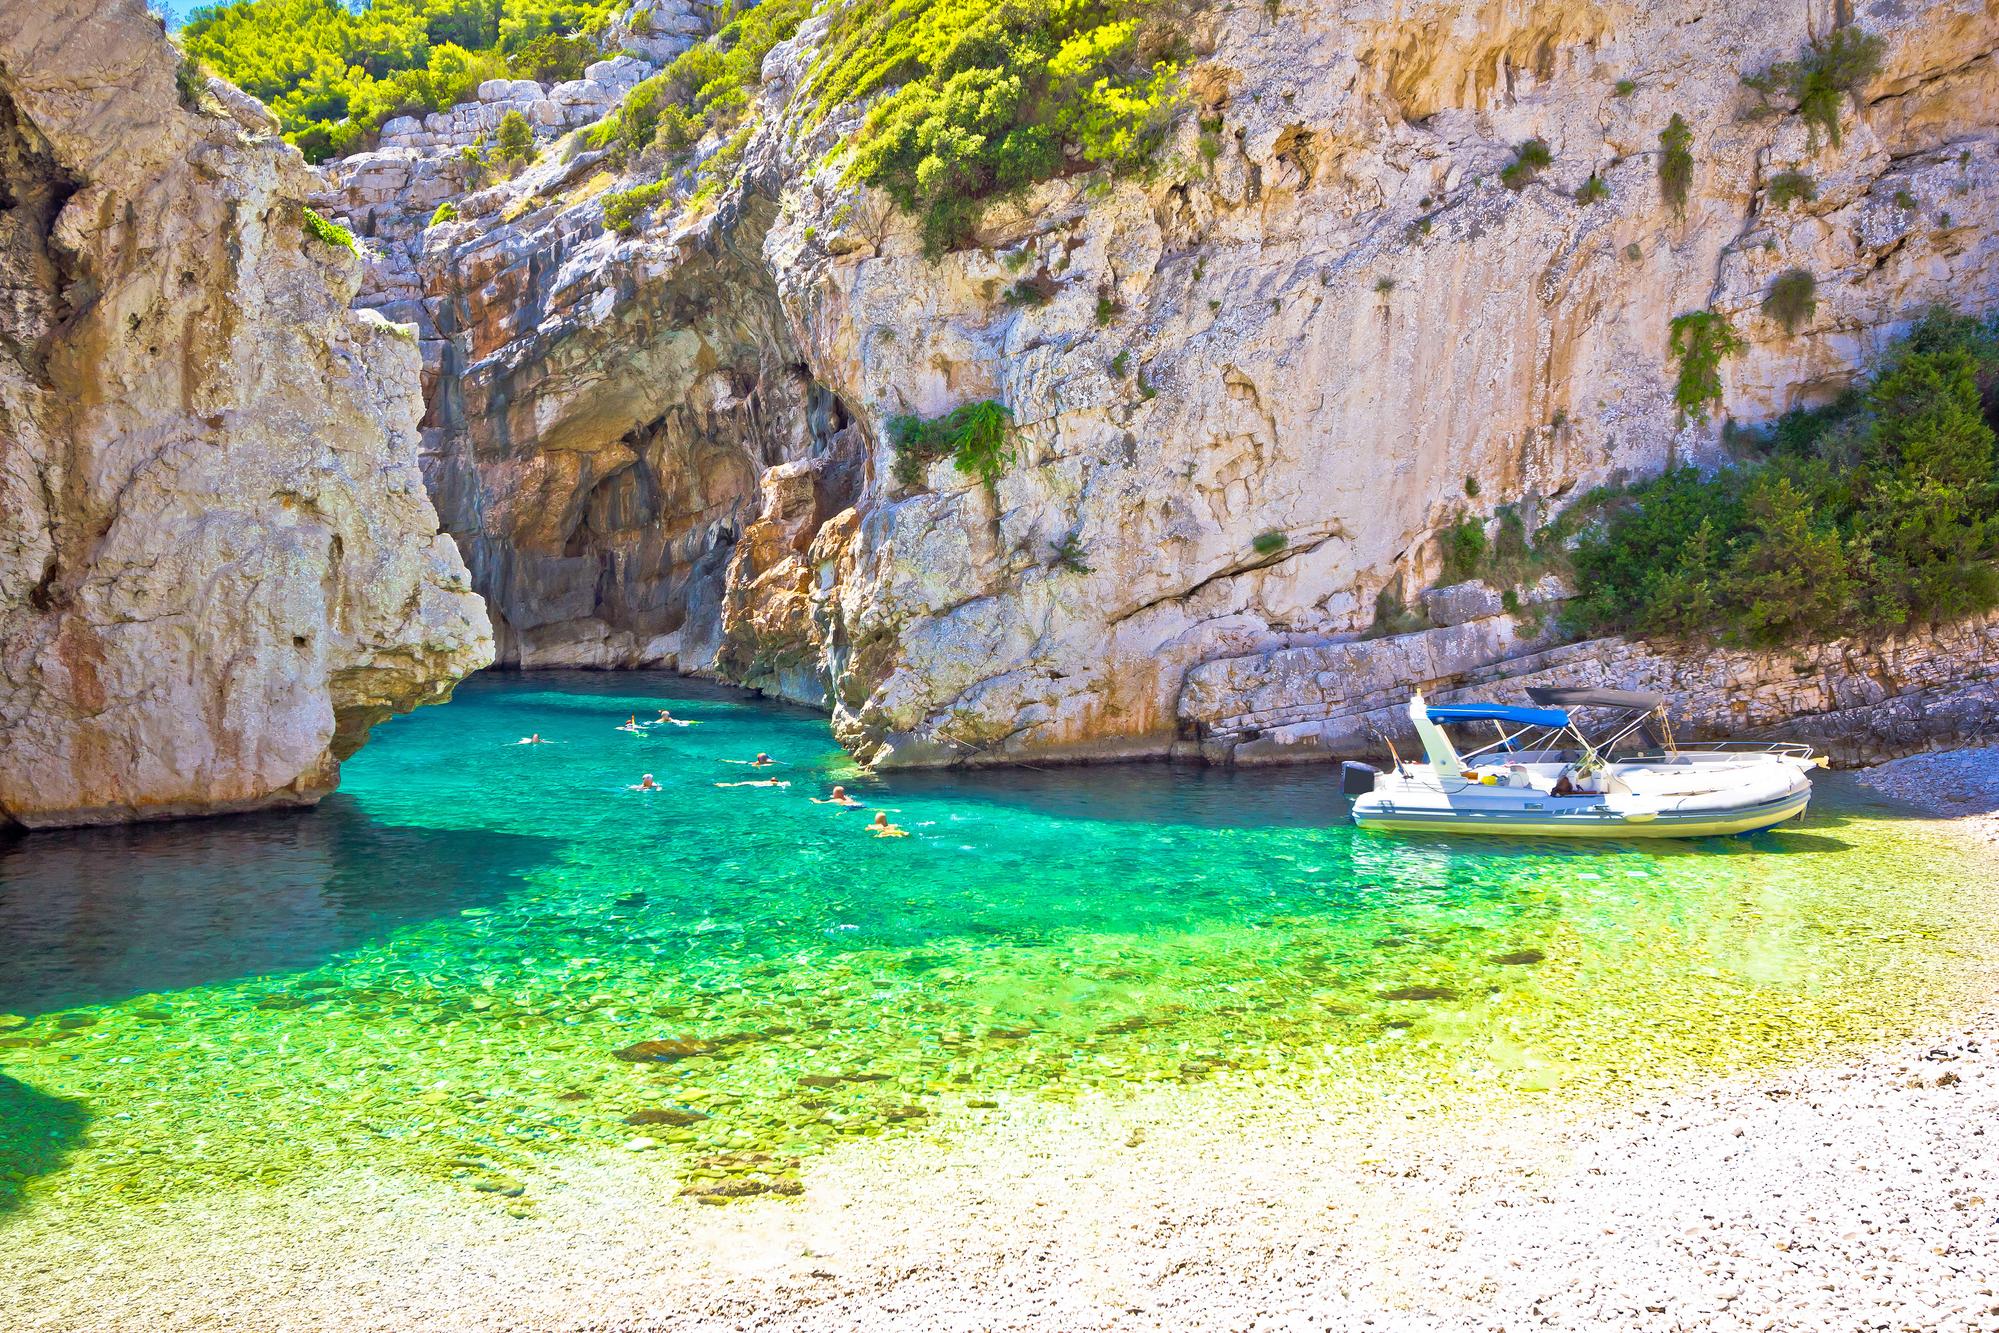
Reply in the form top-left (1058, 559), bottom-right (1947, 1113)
top-left (7, 751), bottom-right (1999, 1332)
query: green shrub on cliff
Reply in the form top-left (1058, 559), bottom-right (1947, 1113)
top-left (182, 0), bottom-right (619, 162)
top-left (829, 0), bottom-right (1187, 256)
top-left (300, 204), bottom-right (358, 253)
top-left (1668, 310), bottom-right (1743, 424)
top-left (1742, 24), bottom-right (1884, 151)
top-left (601, 180), bottom-right (666, 234)
top-left (889, 400), bottom-right (1016, 492)
top-left (587, 0), bottom-right (810, 160)
top-left (1566, 309), bottom-right (1999, 646)
top-left (1657, 113), bottom-right (1694, 217)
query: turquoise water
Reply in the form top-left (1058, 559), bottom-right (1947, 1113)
top-left (1, 672), bottom-right (1993, 1217)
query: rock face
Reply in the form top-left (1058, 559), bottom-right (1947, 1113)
top-left (312, 0), bottom-right (1999, 766)
top-left (0, 1), bottom-right (493, 829)
top-left (1181, 609), bottom-right (1999, 769)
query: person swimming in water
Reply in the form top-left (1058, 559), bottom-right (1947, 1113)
top-left (617, 713), bottom-right (645, 733)
top-left (716, 778), bottom-right (790, 789)
top-left (750, 752), bottom-right (774, 767)
top-left (868, 812), bottom-right (907, 838)
top-left (810, 785), bottom-right (864, 808)
top-left (517, 733), bottom-right (548, 745)
top-left (650, 707), bottom-right (700, 728)
top-left (629, 773), bottom-right (661, 792)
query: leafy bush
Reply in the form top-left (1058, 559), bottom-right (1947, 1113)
top-left (601, 180), bottom-right (666, 234)
top-left (1658, 113), bottom-right (1693, 217)
top-left (1668, 310), bottom-right (1743, 423)
top-left (1051, 531), bottom-right (1092, 573)
top-left (509, 31), bottom-right (596, 83)
top-left (493, 107), bottom-right (536, 165)
top-left (1742, 25), bottom-right (1884, 151)
top-left (1438, 514), bottom-right (1488, 583)
top-left (300, 204), bottom-right (357, 253)
top-left (428, 199), bottom-right (460, 226)
top-left (1613, 78), bottom-right (1637, 97)
top-left (1498, 138), bottom-right (1551, 190)
top-left (184, 0), bottom-right (619, 162)
top-left (1574, 173), bottom-right (1609, 205)
top-left (832, 0), bottom-right (1186, 256)
top-left (1251, 530), bottom-right (1288, 556)
top-left (1762, 268), bottom-right (1817, 334)
top-left (889, 400), bottom-right (1016, 491)
top-left (1002, 274), bottom-right (1057, 307)
top-left (586, 0), bottom-right (809, 164)
top-left (1567, 309), bottom-right (1999, 645)
top-left (1765, 169), bottom-right (1816, 210)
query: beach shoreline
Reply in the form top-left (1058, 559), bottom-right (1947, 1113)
top-left (5, 756), bottom-right (1998, 1332)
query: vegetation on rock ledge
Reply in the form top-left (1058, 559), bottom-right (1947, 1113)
top-left (1569, 310), bottom-right (1999, 646)
top-left (184, 0), bottom-right (620, 161)
top-left (889, 400), bottom-right (1016, 492)
top-left (827, 0), bottom-right (1188, 256)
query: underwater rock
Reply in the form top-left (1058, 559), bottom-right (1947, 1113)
top-left (612, 1038), bottom-right (712, 1063)
top-left (1379, 986), bottom-right (1459, 1002)
top-left (623, 1107), bottom-right (707, 1127)
top-left (1493, 950), bottom-right (1548, 966)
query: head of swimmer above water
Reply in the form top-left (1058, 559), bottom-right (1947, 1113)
top-left (870, 811), bottom-right (888, 828)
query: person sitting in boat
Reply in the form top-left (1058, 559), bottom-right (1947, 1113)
top-left (812, 785), bottom-right (864, 808)
top-left (630, 773), bottom-right (661, 792)
top-left (869, 812), bottom-right (908, 838)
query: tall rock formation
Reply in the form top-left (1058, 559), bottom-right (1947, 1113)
top-left (313, 0), bottom-right (1999, 767)
top-left (0, 1), bottom-right (493, 829)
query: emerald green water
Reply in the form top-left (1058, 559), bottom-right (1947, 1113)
top-left (1, 672), bottom-right (1993, 1218)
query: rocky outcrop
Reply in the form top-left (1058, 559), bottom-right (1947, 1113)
top-left (0, 1), bottom-right (492, 829)
top-left (309, 0), bottom-right (1999, 767)
top-left (1180, 607), bottom-right (1999, 769)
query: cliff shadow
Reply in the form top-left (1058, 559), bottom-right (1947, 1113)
top-left (0, 797), bottom-right (560, 1017)
top-left (882, 760), bottom-right (1351, 831)
top-left (0, 1074), bottom-right (87, 1216)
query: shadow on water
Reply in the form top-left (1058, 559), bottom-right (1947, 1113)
top-left (0, 1074), bottom-right (87, 1216)
top-left (887, 761), bottom-right (1353, 831)
top-left (0, 795), bottom-right (561, 1016)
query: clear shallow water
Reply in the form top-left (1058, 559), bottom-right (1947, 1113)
top-left (1, 672), bottom-right (1992, 1217)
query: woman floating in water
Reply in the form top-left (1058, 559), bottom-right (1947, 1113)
top-left (649, 708), bottom-right (699, 727)
top-left (722, 752), bottom-right (777, 767)
top-left (868, 812), bottom-right (908, 838)
top-left (629, 774), bottom-right (661, 792)
top-left (811, 785), bottom-right (864, 808)
top-left (517, 733), bottom-right (549, 745)
top-left (617, 714), bottom-right (645, 734)
top-left (716, 778), bottom-right (790, 789)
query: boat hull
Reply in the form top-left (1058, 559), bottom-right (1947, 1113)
top-left (1350, 785), bottom-right (1811, 839)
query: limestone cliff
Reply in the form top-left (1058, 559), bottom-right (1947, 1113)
top-left (312, 0), bottom-right (1999, 768)
top-left (0, 1), bottom-right (493, 829)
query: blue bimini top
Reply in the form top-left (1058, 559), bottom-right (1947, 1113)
top-left (1426, 703), bottom-right (1571, 730)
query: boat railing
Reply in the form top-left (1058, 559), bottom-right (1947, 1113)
top-left (1630, 740), bottom-right (1819, 761)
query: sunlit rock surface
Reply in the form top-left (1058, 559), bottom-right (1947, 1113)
top-left (312, 0), bottom-right (1999, 766)
top-left (0, 0), bottom-right (492, 829)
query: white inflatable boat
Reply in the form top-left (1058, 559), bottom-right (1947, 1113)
top-left (1345, 687), bottom-right (1823, 839)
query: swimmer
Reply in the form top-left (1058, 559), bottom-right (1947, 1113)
top-left (629, 773), bottom-right (661, 792)
top-left (868, 812), bottom-right (908, 838)
top-left (750, 752), bottom-right (774, 767)
top-left (651, 708), bottom-right (699, 727)
top-left (810, 784), bottom-right (865, 808)
top-left (517, 732), bottom-right (549, 745)
top-left (715, 778), bottom-right (790, 789)
top-left (617, 712), bottom-right (645, 734)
